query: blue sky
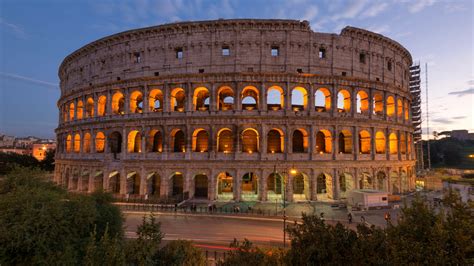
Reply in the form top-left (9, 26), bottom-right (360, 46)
top-left (0, 0), bottom-right (472, 138)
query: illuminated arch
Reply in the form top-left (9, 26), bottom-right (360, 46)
top-left (170, 172), bottom-right (184, 196)
top-left (293, 172), bottom-right (310, 201)
top-left (359, 172), bottom-right (373, 189)
top-left (149, 89), bottom-right (163, 112)
top-left (170, 88), bottom-right (185, 112)
top-left (76, 100), bottom-right (84, 120)
top-left (217, 86), bottom-right (234, 111)
top-left (386, 96), bottom-right (395, 117)
top-left (316, 173), bottom-right (332, 199)
top-left (129, 90), bottom-right (143, 114)
top-left (337, 89), bottom-right (351, 113)
top-left (267, 173), bottom-right (283, 199)
top-left (375, 131), bottom-right (386, 154)
top-left (338, 130), bottom-right (352, 154)
top-left (66, 134), bottom-right (72, 153)
top-left (111, 92), bottom-right (125, 115)
top-left (404, 100), bottom-right (409, 120)
top-left (97, 95), bottom-right (106, 116)
top-left (86, 97), bottom-right (94, 117)
top-left (267, 129), bottom-right (284, 153)
top-left (400, 132), bottom-right (407, 154)
top-left (358, 130), bottom-right (371, 154)
top-left (241, 172), bottom-right (258, 200)
top-left (74, 134), bottom-right (81, 153)
top-left (241, 128), bottom-right (259, 153)
top-left (356, 90), bottom-right (369, 114)
top-left (339, 173), bottom-right (354, 198)
top-left (146, 172), bottom-right (161, 196)
top-left (389, 133), bottom-right (398, 154)
top-left (127, 130), bottom-right (142, 153)
top-left (108, 171), bottom-right (121, 193)
top-left (397, 98), bottom-right (403, 118)
top-left (148, 129), bottom-right (163, 152)
top-left (108, 131), bottom-right (122, 154)
top-left (217, 128), bottom-right (233, 153)
top-left (291, 86), bottom-right (308, 111)
top-left (267, 86), bottom-right (284, 110)
top-left (376, 171), bottom-right (387, 191)
top-left (316, 130), bottom-right (332, 154)
top-left (192, 128), bottom-right (209, 152)
top-left (193, 87), bottom-right (210, 111)
top-left (126, 172), bottom-right (140, 195)
top-left (216, 172), bottom-right (233, 200)
top-left (292, 128), bottom-right (308, 153)
top-left (373, 93), bottom-right (383, 115)
top-left (95, 132), bottom-right (105, 153)
top-left (241, 86), bottom-right (259, 110)
top-left (407, 134), bottom-right (412, 154)
top-left (69, 102), bottom-right (75, 120)
top-left (171, 129), bottom-right (186, 152)
top-left (83, 132), bottom-right (91, 153)
top-left (314, 88), bottom-right (331, 112)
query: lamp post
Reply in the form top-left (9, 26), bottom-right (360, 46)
top-left (274, 165), bottom-right (296, 248)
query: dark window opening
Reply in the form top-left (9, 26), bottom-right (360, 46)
top-left (319, 48), bottom-right (326, 59)
top-left (134, 52), bottom-right (141, 63)
top-left (176, 48), bottom-right (183, 59)
top-left (247, 67), bottom-right (254, 72)
top-left (376, 77), bottom-right (380, 81)
top-left (271, 46), bottom-right (279, 57)
top-left (359, 53), bottom-right (366, 64)
top-left (154, 72), bottom-right (159, 76)
top-left (222, 46), bottom-right (230, 56)
top-left (342, 72), bottom-right (347, 76)
top-left (116, 77), bottom-right (121, 81)
top-left (387, 61), bottom-right (392, 71)
top-left (297, 68), bottom-right (303, 73)
top-left (199, 69), bottom-right (204, 73)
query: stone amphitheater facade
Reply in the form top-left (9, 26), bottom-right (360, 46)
top-left (55, 19), bottom-right (416, 202)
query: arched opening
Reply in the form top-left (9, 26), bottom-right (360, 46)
top-left (127, 130), bottom-right (142, 153)
top-left (112, 92), bottom-right (125, 115)
top-left (267, 173), bottom-right (283, 200)
top-left (401, 170), bottom-right (408, 192)
top-left (338, 130), bottom-right (352, 154)
top-left (217, 172), bottom-right (233, 200)
top-left (170, 88), bottom-right (185, 112)
top-left (358, 130), bottom-right (371, 154)
top-left (267, 86), bottom-right (284, 111)
top-left (217, 129), bottom-right (233, 153)
top-left (404, 100), bottom-right (409, 120)
top-left (356, 90), bottom-right (369, 114)
top-left (130, 90), bottom-right (143, 114)
top-left (192, 129), bottom-right (209, 152)
top-left (69, 102), bottom-right (75, 120)
top-left (95, 132), bottom-right (105, 153)
top-left (407, 134), bottom-right (412, 155)
top-left (241, 86), bottom-right (259, 110)
top-left (217, 86), bottom-right (234, 111)
top-left (193, 87), bottom-right (210, 111)
top-left (241, 128), bottom-right (259, 153)
top-left (373, 93), bottom-right (383, 115)
top-left (291, 86), bottom-right (307, 111)
top-left (93, 171), bottom-right (103, 191)
top-left (83, 133), bottom-right (91, 153)
top-left (314, 88), bottom-right (331, 112)
top-left (63, 169), bottom-right (70, 188)
top-left (171, 129), bottom-right (186, 152)
top-left (148, 130), bottom-right (163, 152)
top-left (339, 173), bottom-right (354, 199)
top-left (397, 98), bottom-right (403, 118)
top-left (292, 129), bottom-right (308, 153)
top-left (126, 172), bottom-right (140, 195)
top-left (74, 134), bottom-right (81, 153)
top-left (170, 172), bottom-right (184, 196)
top-left (66, 135), bottom-right (72, 153)
top-left (376, 172), bottom-right (387, 191)
top-left (241, 172), bottom-right (258, 201)
top-left (97, 95), bottom-right (106, 116)
top-left (86, 97), bottom-right (94, 117)
top-left (390, 171), bottom-right (399, 194)
top-left (194, 174), bottom-right (208, 198)
top-left (316, 130), bottom-right (332, 154)
top-left (267, 129), bottom-right (283, 153)
top-left (293, 172), bottom-right (310, 201)
top-left (71, 170), bottom-right (79, 191)
top-left (108, 131), bottom-right (122, 154)
top-left (63, 106), bottom-right (68, 122)
top-left (375, 131), bottom-right (386, 154)
top-left (337, 89), bottom-right (351, 113)
top-left (359, 172), bottom-right (373, 189)
top-left (108, 171), bottom-right (121, 194)
top-left (400, 133), bottom-right (407, 154)
top-left (389, 133), bottom-right (398, 154)
top-left (386, 96), bottom-right (395, 117)
top-left (316, 173), bottom-right (332, 200)
top-left (149, 89), bottom-right (163, 112)
top-left (81, 172), bottom-right (89, 192)
top-left (76, 100), bottom-right (84, 120)
top-left (147, 173), bottom-right (161, 197)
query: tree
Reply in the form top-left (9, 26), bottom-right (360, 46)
top-left (126, 214), bottom-right (164, 265)
top-left (39, 148), bottom-right (55, 171)
top-left (219, 239), bottom-right (285, 266)
top-left (156, 240), bottom-right (206, 266)
top-left (0, 152), bottom-right (39, 175)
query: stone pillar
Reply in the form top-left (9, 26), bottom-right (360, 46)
top-left (88, 170), bottom-right (94, 193)
top-left (122, 127), bottom-right (127, 157)
top-left (119, 168), bottom-right (127, 195)
top-left (368, 87), bottom-right (374, 119)
top-left (310, 169), bottom-right (317, 201)
top-left (91, 128), bottom-right (96, 153)
top-left (143, 85), bottom-right (149, 113)
top-left (370, 127), bottom-right (375, 160)
top-left (164, 82), bottom-right (170, 112)
top-left (209, 169), bottom-right (216, 201)
top-left (140, 167), bottom-right (146, 195)
top-left (209, 83), bottom-right (216, 112)
top-left (93, 93), bottom-right (99, 118)
top-left (186, 82), bottom-right (193, 113)
top-left (331, 85), bottom-right (338, 117)
top-left (332, 126), bottom-right (338, 160)
top-left (285, 82), bottom-right (291, 112)
top-left (309, 125), bottom-right (315, 159)
top-left (106, 89), bottom-right (112, 115)
top-left (353, 126), bottom-right (358, 160)
top-left (141, 127), bottom-right (146, 154)
top-left (386, 128), bottom-right (390, 160)
top-left (286, 173), bottom-right (294, 202)
top-left (187, 171), bottom-right (194, 199)
top-left (260, 82), bottom-right (267, 111)
top-left (260, 169), bottom-right (268, 202)
top-left (234, 169), bottom-right (241, 201)
top-left (124, 89), bottom-right (130, 115)
top-left (235, 82), bottom-right (242, 111)
top-left (332, 168), bottom-right (339, 199)
top-left (351, 87), bottom-right (356, 118)
top-left (308, 83), bottom-right (315, 114)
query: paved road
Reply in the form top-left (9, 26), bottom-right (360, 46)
top-left (124, 212), bottom-right (287, 247)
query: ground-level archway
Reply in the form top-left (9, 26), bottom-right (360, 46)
top-left (126, 172), bottom-right (140, 195)
top-left (93, 171), bottom-right (103, 192)
top-left (316, 173), bottom-right (333, 200)
top-left (390, 171), bottom-right (400, 194)
top-left (241, 172), bottom-right (258, 201)
top-left (146, 172), bottom-right (161, 197)
top-left (108, 171), bottom-right (121, 194)
top-left (359, 172), bottom-right (373, 189)
top-left (339, 173), bottom-right (354, 199)
top-left (293, 172), bottom-right (310, 201)
top-left (267, 173), bottom-right (283, 201)
top-left (216, 172), bottom-right (233, 201)
top-left (376, 171), bottom-right (387, 191)
top-left (170, 172), bottom-right (184, 198)
top-left (194, 174), bottom-right (208, 198)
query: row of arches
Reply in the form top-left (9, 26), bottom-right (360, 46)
top-left (63, 128), bottom-right (412, 156)
top-left (63, 85), bottom-right (410, 121)
top-left (60, 168), bottom-right (412, 200)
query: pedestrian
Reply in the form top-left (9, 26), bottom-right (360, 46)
top-left (361, 215), bottom-right (365, 224)
top-left (174, 203), bottom-right (178, 212)
top-left (320, 212), bottom-right (325, 221)
top-left (347, 213), bottom-right (353, 224)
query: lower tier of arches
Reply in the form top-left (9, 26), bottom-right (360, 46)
top-left (54, 160), bottom-right (416, 202)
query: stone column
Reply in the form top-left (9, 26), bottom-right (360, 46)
top-left (310, 169), bottom-right (317, 201)
top-left (286, 173), bottom-right (294, 202)
top-left (331, 85), bottom-right (338, 117)
top-left (332, 168), bottom-right (339, 200)
top-left (353, 126), bottom-right (358, 160)
top-left (143, 85), bottom-right (149, 113)
top-left (209, 83), bottom-right (216, 112)
top-left (164, 82), bottom-right (170, 112)
top-left (235, 82), bottom-right (242, 111)
top-left (260, 82), bottom-right (267, 111)
top-left (88, 170), bottom-right (94, 193)
top-left (140, 167), bottom-right (147, 195)
top-left (124, 89), bottom-right (130, 115)
top-left (285, 81), bottom-right (291, 112)
top-left (332, 126), bottom-right (338, 160)
top-left (235, 169), bottom-right (241, 201)
top-left (106, 89), bottom-right (112, 115)
top-left (308, 83), bottom-right (315, 115)
top-left (122, 127), bottom-right (127, 157)
top-left (119, 168), bottom-right (127, 195)
top-left (186, 82), bottom-right (193, 113)
top-left (368, 87), bottom-right (374, 119)
top-left (309, 125), bottom-right (315, 159)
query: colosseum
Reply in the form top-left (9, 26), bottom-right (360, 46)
top-left (54, 19), bottom-right (416, 203)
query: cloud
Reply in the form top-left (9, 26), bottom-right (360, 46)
top-left (362, 2), bottom-right (389, 18)
top-left (0, 72), bottom-right (58, 90)
top-left (302, 5), bottom-right (319, 21)
top-left (432, 117), bottom-right (456, 124)
top-left (367, 24), bottom-right (390, 34)
top-left (448, 88), bottom-right (474, 97)
top-left (452, 116), bottom-right (467, 120)
top-left (331, 0), bottom-right (368, 20)
top-left (0, 17), bottom-right (27, 39)
top-left (406, 0), bottom-right (436, 13)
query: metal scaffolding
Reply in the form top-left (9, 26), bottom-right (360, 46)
top-left (409, 63), bottom-right (424, 172)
